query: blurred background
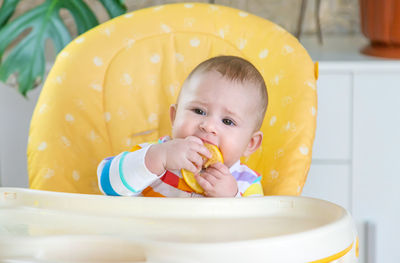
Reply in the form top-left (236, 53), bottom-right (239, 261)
top-left (5, 0), bottom-right (361, 43)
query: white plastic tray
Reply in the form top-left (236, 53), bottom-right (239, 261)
top-left (0, 188), bottom-right (358, 262)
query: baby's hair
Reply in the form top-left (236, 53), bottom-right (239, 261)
top-left (183, 55), bottom-right (268, 130)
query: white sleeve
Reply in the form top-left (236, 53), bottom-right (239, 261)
top-left (102, 144), bottom-right (165, 196)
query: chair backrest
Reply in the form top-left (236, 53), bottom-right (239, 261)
top-left (28, 3), bottom-right (317, 195)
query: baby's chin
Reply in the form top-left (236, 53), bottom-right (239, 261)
top-left (221, 158), bottom-right (240, 168)
top-left (212, 151), bottom-right (241, 169)
top-left (223, 151), bottom-right (250, 167)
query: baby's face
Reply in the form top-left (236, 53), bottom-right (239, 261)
top-left (170, 71), bottom-right (261, 167)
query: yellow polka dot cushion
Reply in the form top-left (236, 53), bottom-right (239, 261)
top-left (28, 3), bottom-right (317, 195)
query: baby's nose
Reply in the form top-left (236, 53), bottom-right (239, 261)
top-left (200, 118), bottom-right (217, 134)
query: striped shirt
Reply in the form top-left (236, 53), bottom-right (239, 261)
top-left (97, 139), bottom-right (263, 197)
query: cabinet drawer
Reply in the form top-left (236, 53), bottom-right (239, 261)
top-left (302, 163), bottom-right (351, 210)
top-left (313, 73), bottom-right (352, 160)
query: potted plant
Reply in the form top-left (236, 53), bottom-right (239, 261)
top-left (359, 0), bottom-right (400, 59)
top-left (0, 0), bottom-right (126, 96)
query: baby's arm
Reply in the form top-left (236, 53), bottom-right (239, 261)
top-left (97, 145), bottom-right (161, 196)
top-left (97, 136), bottom-right (211, 196)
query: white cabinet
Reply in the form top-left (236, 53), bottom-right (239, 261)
top-left (303, 71), bottom-right (353, 212)
top-left (303, 61), bottom-right (400, 263)
top-left (312, 73), bottom-right (352, 160)
top-left (304, 164), bottom-right (351, 210)
top-left (353, 73), bottom-right (400, 263)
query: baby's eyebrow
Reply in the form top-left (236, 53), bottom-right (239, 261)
top-left (187, 100), bottom-right (207, 106)
top-left (223, 107), bottom-right (241, 121)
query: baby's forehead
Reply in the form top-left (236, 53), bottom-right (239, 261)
top-left (179, 73), bottom-right (258, 109)
top-left (185, 70), bottom-right (258, 92)
top-left (183, 74), bottom-right (260, 106)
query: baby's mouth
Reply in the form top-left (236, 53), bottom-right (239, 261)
top-left (200, 138), bottom-right (217, 147)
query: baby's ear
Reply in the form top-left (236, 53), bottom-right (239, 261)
top-left (243, 131), bottom-right (263, 157)
top-left (169, 104), bottom-right (177, 125)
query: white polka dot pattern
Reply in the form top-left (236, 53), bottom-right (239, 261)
top-left (93, 56), bottom-right (103, 67)
top-left (190, 38), bottom-right (200, 47)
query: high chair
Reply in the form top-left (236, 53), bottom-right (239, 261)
top-left (27, 3), bottom-right (317, 196)
top-left (0, 3), bottom-right (358, 262)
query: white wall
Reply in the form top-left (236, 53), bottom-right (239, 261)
top-left (0, 82), bottom-right (41, 187)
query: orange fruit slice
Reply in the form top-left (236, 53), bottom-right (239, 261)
top-left (202, 143), bottom-right (224, 168)
top-left (181, 143), bottom-right (224, 194)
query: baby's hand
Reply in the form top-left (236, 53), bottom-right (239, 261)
top-left (146, 136), bottom-right (211, 175)
top-left (164, 136), bottom-right (212, 173)
top-left (195, 162), bottom-right (238, 197)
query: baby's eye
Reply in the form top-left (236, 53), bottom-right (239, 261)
top-left (222, 118), bottom-right (235, 126)
top-left (193, 108), bottom-right (205, 115)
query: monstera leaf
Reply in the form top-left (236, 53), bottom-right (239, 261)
top-left (0, 0), bottom-right (19, 27)
top-left (0, 0), bottom-right (126, 96)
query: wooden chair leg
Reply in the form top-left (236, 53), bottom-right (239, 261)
top-left (295, 0), bottom-right (308, 40)
top-left (315, 0), bottom-right (323, 44)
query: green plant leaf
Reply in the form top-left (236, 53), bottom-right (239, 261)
top-left (0, 0), bottom-right (19, 27)
top-left (99, 0), bottom-right (126, 18)
top-left (0, 0), bottom-right (126, 96)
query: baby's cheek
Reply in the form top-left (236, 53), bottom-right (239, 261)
top-left (219, 147), bottom-right (235, 167)
top-left (221, 140), bottom-right (247, 166)
top-left (172, 123), bottom-right (189, 139)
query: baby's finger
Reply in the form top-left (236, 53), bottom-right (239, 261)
top-left (187, 150), bottom-right (204, 168)
top-left (185, 137), bottom-right (211, 158)
top-left (189, 142), bottom-right (211, 159)
top-left (209, 162), bottom-right (229, 174)
top-left (195, 174), bottom-right (214, 192)
top-left (198, 172), bottom-right (218, 186)
top-left (185, 135), bottom-right (203, 145)
top-left (205, 166), bottom-right (222, 177)
top-left (182, 160), bottom-right (199, 174)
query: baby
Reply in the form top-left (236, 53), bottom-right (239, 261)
top-left (97, 55), bottom-right (268, 197)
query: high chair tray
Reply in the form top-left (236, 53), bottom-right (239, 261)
top-left (0, 188), bottom-right (357, 263)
